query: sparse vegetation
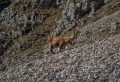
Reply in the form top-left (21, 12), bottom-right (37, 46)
top-left (38, 54), bottom-right (44, 59)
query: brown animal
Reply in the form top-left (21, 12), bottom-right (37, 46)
top-left (48, 31), bottom-right (75, 54)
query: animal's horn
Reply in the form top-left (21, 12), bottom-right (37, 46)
top-left (71, 30), bottom-right (75, 39)
top-left (71, 19), bottom-right (78, 39)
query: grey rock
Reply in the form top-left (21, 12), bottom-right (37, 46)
top-left (24, 22), bottom-right (30, 27)
top-left (82, 0), bottom-right (91, 11)
top-left (31, 21), bottom-right (38, 27)
top-left (110, 22), bottom-right (117, 33)
top-left (104, 0), bottom-right (112, 4)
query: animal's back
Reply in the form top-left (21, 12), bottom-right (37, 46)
top-left (53, 37), bottom-right (64, 41)
top-left (52, 37), bottom-right (65, 46)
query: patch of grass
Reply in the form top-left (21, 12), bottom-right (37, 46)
top-left (38, 54), bottom-right (44, 59)
top-left (89, 40), bottom-right (95, 44)
top-left (12, 3), bottom-right (22, 11)
top-left (78, 39), bottom-right (88, 44)
top-left (85, 31), bottom-right (92, 35)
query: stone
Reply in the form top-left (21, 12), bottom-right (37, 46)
top-left (31, 21), bottom-right (38, 27)
top-left (82, 0), bottom-right (91, 11)
top-left (104, 0), bottom-right (112, 4)
top-left (110, 22), bottom-right (117, 33)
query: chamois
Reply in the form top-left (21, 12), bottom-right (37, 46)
top-left (48, 29), bottom-right (75, 54)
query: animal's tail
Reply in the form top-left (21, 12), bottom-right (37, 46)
top-left (48, 38), bottom-right (53, 44)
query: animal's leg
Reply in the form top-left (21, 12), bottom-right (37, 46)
top-left (58, 42), bottom-right (63, 52)
top-left (58, 47), bottom-right (61, 52)
top-left (49, 45), bottom-right (55, 54)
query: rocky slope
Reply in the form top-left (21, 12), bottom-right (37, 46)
top-left (0, 28), bottom-right (120, 82)
top-left (0, 0), bottom-right (120, 81)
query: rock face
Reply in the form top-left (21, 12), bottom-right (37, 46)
top-left (0, 0), bottom-right (13, 12)
top-left (0, 0), bottom-right (120, 81)
top-left (32, 0), bottom-right (58, 9)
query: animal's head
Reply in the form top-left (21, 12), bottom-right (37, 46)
top-left (64, 28), bottom-right (76, 45)
top-left (65, 37), bottom-right (74, 45)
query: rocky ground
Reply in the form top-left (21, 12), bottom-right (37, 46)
top-left (0, 0), bottom-right (120, 82)
top-left (0, 32), bottom-right (120, 82)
